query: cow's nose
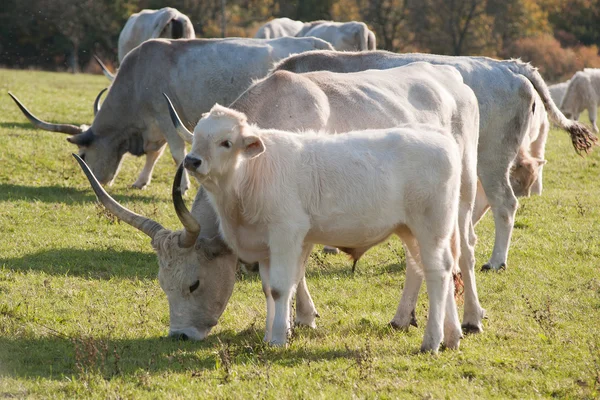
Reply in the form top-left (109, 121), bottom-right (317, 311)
top-left (170, 332), bottom-right (189, 341)
top-left (183, 155), bottom-right (202, 171)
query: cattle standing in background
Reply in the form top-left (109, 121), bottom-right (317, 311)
top-left (295, 21), bottom-right (376, 51)
top-left (119, 8), bottom-right (195, 63)
top-left (254, 17), bottom-right (305, 39)
top-left (8, 36), bottom-right (334, 192)
top-left (549, 80), bottom-right (570, 108)
top-left (255, 18), bottom-right (376, 51)
top-left (560, 69), bottom-right (600, 133)
top-left (183, 105), bottom-right (464, 352)
top-left (274, 50), bottom-right (597, 272)
top-left (167, 62), bottom-right (485, 335)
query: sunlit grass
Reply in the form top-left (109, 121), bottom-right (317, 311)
top-left (0, 69), bottom-right (599, 398)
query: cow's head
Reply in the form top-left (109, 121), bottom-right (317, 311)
top-left (510, 153), bottom-right (546, 197)
top-left (9, 90), bottom-right (134, 186)
top-left (74, 155), bottom-right (237, 340)
top-left (183, 104), bottom-right (265, 183)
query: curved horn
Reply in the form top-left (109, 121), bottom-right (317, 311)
top-left (94, 88), bottom-right (108, 117)
top-left (163, 93), bottom-right (194, 143)
top-left (73, 153), bottom-right (165, 239)
top-left (8, 92), bottom-right (83, 135)
top-left (94, 55), bottom-right (115, 81)
top-left (172, 163), bottom-right (200, 248)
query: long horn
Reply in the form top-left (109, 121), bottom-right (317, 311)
top-left (94, 55), bottom-right (115, 81)
top-left (172, 163), bottom-right (200, 248)
top-left (163, 93), bottom-right (194, 143)
top-left (73, 153), bottom-right (165, 239)
top-left (94, 88), bottom-right (108, 117)
top-left (8, 92), bottom-right (83, 135)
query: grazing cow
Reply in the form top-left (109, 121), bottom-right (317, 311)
top-left (74, 154), bottom-right (239, 341)
top-left (560, 69), bottom-right (600, 133)
top-left (119, 8), bottom-right (195, 63)
top-left (273, 50), bottom-right (597, 271)
top-left (183, 105), bottom-right (464, 352)
top-left (254, 17), bottom-right (305, 39)
top-left (167, 62), bottom-right (485, 335)
top-left (8, 37), bottom-right (334, 192)
top-left (255, 18), bottom-right (376, 51)
top-left (549, 80), bottom-right (570, 108)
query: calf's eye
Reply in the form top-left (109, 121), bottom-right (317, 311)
top-left (220, 140), bottom-right (232, 149)
top-left (189, 280), bottom-right (200, 293)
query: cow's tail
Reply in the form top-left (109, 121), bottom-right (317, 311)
top-left (506, 60), bottom-right (598, 154)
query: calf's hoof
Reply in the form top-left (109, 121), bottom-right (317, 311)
top-left (131, 181), bottom-right (148, 189)
top-left (462, 322), bottom-right (483, 334)
top-left (481, 262), bottom-right (506, 272)
top-left (323, 246), bottom-right (340, 255)
top-left (443, 332), bottom-right (463, 350)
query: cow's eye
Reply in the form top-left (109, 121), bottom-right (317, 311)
top-left (220, 140), bottom-right (232, 149)
top-left (189, 280), bottom-right (200, 293)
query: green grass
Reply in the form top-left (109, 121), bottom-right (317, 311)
top-left (1, 68), bottom-right (599, 399)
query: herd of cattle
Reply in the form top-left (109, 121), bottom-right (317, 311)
top-left (7, 7), bottom-right (598, 353)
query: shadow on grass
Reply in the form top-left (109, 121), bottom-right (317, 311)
top-left (0, 326), bottom-right (361, 380)
top-left (0, 183), bottom-right (159, 205)
top-left (0, 248), bottom-right (157, 279)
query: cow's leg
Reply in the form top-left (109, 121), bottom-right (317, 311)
top-left (458, 161), bottom-right (485, 332)
top-left (259, 260), bottom-right (275, 343)
top-left (132, 144), bottom-right (166, 189)
top-left (418, 240), bottom-right (454, 353)
top-left (443, 273), bottom-right (462, 350)
top-left (390, 242), bottom-right (422, 330)
top-left (295, 244), bottom-right (319, 328)
top-left (529, 117), bottom-right (549, 195)
top-left (589, 103), bottom-right (599, 133)
top-left (479, 171), bottom-right (518, 271)
top-left (268, 227), bottom-right (307, 346)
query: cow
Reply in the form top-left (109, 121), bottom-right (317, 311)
top-left (254, 17), bottom-right (305, 39)
top-left (255, 18), bottom-right (376, 51)
top-left (75, 155), bottom-right (325, 340)
top-left (119, 8), bottom-right (195, 63)
top-left (167, 62), bottom-right (486, 335)
top-left (560, 69), bottom-right (600, 133)
top-left (295, 21), bottom-right (376, 51)
top-left (182, 104), bottom-right (464, 353)
top-left (8, 37), bottom-right (334, 193)
top-left (549, 80), bottom-right (570, 109)
top-left (272, 50), bottom-right (597, 272)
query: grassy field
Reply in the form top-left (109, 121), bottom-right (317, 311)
top-left (0, 68), bottom-right (599, 399)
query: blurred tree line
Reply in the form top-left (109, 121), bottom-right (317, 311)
top-left (1, 0), bottom-right (600, 81)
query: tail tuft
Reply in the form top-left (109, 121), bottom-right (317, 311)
top-left (567, 121), bottom-right (598, 155)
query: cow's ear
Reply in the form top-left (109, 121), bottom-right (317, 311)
top-left (67, 130), bottom-right (95, 147)
top-left (242, 135), bottom-right (265, 159)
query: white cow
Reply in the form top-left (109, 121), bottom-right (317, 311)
top-left (184, 104), bottom-right (464, 353)
top-left (254, 17), bottom-right (305, 38)
top-left (549, 80), bottom-right (570, 108)
top-left (561, 69), bottom-right (600, 133)
top-left (255, 18), bottom-right (376, 51)
top-left (118, 8), bottom-right (195, 63)
top-left (273, 50), bottom-right (597, 271)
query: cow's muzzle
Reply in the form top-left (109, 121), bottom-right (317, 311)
top-left (183, 155), bottom-right (202, 171)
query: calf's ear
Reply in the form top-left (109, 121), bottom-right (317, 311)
top-left (242, 135), bottom-right (265, 159)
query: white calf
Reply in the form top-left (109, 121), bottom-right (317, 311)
top-left (183, 105), bottom-right (463, 353)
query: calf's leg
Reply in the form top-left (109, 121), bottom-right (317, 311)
top-left (390, 242), bottom-right (422, 330)
top-left (259, 260), bottom-right (275, 343)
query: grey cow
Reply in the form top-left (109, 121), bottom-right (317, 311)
top-left (9, 37), bottom-right (334, 192)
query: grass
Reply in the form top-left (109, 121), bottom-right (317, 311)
top-left (1, 68), bottom-right (599, 399)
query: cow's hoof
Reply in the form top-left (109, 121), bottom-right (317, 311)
top-left (131, 181), bottom-right (148, 189)
top-left (462, 323), bottom-right (483, 334)
top-left (323, 246), bottom-right (340, 255)
top-left (481, 262), bottom-right (506, 272)
top-left (443, 333), bottom-right (463, 350)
